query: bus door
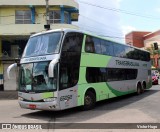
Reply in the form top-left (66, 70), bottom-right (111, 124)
top-left (58, 66), bottom-right (78, 109)
top-left (58, 32), bottom-right (83, 109)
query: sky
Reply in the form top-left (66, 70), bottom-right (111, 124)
top-left (74, 0), bottom-right (160, 43)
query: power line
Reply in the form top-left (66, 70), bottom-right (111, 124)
top-left (78, 14), bottom-right (122, 32)
top-left (0, 1), bottom-right (159, 21)
top-left (78, 14), bottom-right (152, 37)
top-left (77, 23), bottom-right (123, 39)
top-left (73, 23), bottom-right (160, 44)
top-left (78, 1), bottom-right (160, 20)
top-left (0, 21), bottom-right (159, 43)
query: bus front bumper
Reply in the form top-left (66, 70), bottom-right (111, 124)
top-left (18, 100), bottom-right (60, 111)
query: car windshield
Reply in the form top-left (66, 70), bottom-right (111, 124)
top-left (22, 32), bottom-right (62, 57)
top-left (19, 62), bottom-right (57, 92)
top-left (152, 73), bottom-right (156, 77)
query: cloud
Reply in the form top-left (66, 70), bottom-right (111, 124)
top-left (117, 0), bottom-right (123, 2)
top-left (121, 25), bottom-right (136, 36)
top-left (155, 8), bottom-right (160, 13)
top-left (74, 0), bottom-right (123, 42)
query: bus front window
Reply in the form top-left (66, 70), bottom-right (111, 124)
top-left (20, 64), bottom-right (33, 90)
top-left (22, 32), bottom-right (62, 57)
top-left (19, 62), bottom-right (57, 92)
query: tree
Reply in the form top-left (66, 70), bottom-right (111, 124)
top-left (145, 44), bottom-right (160, 67)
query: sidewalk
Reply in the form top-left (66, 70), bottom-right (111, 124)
top-left (0, 91), bottom-right (18, 100)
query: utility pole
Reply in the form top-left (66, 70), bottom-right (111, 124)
top-left (44, 0), bottom-right (50, 29)
top-left (45, 0), bottom-right (50, 25)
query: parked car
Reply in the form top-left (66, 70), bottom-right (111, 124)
top-left (152, 73), bottom-right (158, 85)
top-left (152, 70), bottom-right (159, 78)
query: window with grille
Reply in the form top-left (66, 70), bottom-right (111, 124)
top-left (49, 10), bottom-right (61, 23)
top-left (15, 10), bottom-right (32, 24)
top-left (64, 12), bottom-right (69, 24)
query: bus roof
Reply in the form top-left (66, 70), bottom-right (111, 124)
top-left (30, 28), bottom-right (149, 53)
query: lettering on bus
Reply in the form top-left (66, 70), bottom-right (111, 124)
top-left (142, 64), bottom-right (147, 67)
top-left (60, 95), bottom-right (72, 101)
top-left (116, 60), bottom-right (139, 67)
top-left (25, 57), bottom-right (47, 62)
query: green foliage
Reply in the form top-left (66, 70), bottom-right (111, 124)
top-left (145, 44), bottom-right (160, 55)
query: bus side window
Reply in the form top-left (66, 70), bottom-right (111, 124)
top-left (60, 67), bottom-right (68, 88)
top-left (85, 36), bottom-right (95, 53)
top-left (93, 38), bottom-right (101, 54)
top-left (101, 40), bottom-right (114, 56)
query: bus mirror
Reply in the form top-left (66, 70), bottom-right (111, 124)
top-left (48, 59), bottom-right (58, 78)
top-left (7, 63), bottom-right (17, 79)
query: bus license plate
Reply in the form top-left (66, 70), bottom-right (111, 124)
top-left (29, 104), bottom-right (36, 109)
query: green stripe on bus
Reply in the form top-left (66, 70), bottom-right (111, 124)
top-left (81, 53), bottom-right (112, 67)
top-left (106, 83), bottom-right (135, 96)
top-left (77, 82), bottom-right (135, 106)
top-left (42, 92), bottom-right (54, 99)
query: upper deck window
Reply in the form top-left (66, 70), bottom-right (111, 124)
top-left (85, 35), bottom-right (150, 62)
top-left (22, 32), bottom-right (62, 57)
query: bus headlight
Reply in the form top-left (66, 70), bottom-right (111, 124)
top-left (18, 96), bottom-right (24, 101)
top-left (43, 98), bottom-right (56, 102)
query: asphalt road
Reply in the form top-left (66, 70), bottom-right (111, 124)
top-left (1, 85), bottom-right (160, 132)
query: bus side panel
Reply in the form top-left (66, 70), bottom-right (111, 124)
top-left (58, 86), bottom-right (78, 110)
top-left (80, 53), bottom-right (112, 67)
top-left (77, 82), bottom-right (136, 106)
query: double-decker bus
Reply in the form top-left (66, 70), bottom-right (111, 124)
top-left (7, 29), bottom-right (152, 111)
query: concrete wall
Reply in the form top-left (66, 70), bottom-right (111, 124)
top-left (0, 0), bottom-right (78, 9)
top-left (0, 24), bottom-right (79, 36)
top-left (0, 6), bottom-right (79, 35)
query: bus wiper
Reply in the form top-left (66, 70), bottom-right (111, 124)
top-left (21, 85), bottom-right (29, 93)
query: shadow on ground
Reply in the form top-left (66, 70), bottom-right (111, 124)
top-left (21, 88), bottom-right (159, 123)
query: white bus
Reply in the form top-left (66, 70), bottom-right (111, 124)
top-left (7, 29), bottom-right (152, 111)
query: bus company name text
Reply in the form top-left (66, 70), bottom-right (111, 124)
top-left (25, 56), bottom-right (47, 62)
top-left (116, 60), bottom-right (139, 67)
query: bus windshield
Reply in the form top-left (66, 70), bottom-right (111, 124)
top-left (19, 61), bottom-right (57, 92)
top-left (22, 32), bottom-right (62, 57)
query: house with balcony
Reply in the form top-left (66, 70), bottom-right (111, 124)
top-left (0, 0), bottom-right (79, 91)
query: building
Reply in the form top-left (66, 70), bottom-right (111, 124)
top-left (125, 31), bottom-right (151, 48)
top-left (125, 30), bottom-right (160, 69)
top-left (0, 0), bottom-right (79, 91)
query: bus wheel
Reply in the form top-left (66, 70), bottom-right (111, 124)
top-left (141, 87), bottom-right (144, 93)
top-left (142, 83), bottom-right (146, 93)
top-left (137, 84), bottom-right (142, 95)
top-left (83, 91), bottom-right (96, 110)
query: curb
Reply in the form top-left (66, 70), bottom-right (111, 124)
top-left (0, 91), bottom-right (18, 100)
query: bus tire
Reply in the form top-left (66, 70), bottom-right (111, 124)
top-left (137, 84), bottom-right (142, 95)
top-left (82, 91), bottom-right (96, 110)
top-left (142, 82), bottom-right (146, 92)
